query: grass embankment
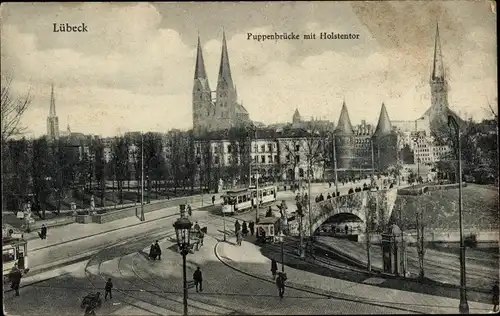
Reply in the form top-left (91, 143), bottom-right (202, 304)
top-left (390, 184), bottom-right (499, 231)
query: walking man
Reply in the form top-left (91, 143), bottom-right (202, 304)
top-left (154, 240), bottom-right (162, 260)
top-left (193, 267), bottom-right (203, 293)
top-left (345, 224), bottom-right (349, 235)
top-left (276, 272), bottom-right (286, 299)
top-left (242, 221), bottom-right (248, 237)
top-left (271, 259), bottom-right (278, 279)
top-left (236, 230), bottom-right (243, 246)
top-left (9, 265), bottom-right (22, 297)
top-left (38, 224), bottom-right (47, 240)
top-left (234, 220), bottom-right (241, 235)
top-left (105, 278), bottom-right (113, 300)
top-left (249, 221), bottom-right (255, 236)
top-left (492, 281), bottom-right (499, 312)
top-left (212, 195), bottom-right (215, 205)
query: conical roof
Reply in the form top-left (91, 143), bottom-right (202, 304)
top-left (373, 102), bottom-right (393, 136)
top-left (217, 31), bottom-right (234, 89)
top-left (293, 108), bottom-right (301, 121)
top-left (194, 35), bottom-right (208, 79)
top-left (431, 23), bottom-right (445, 81)
top-left (334, 102), bottom-right (354, 135)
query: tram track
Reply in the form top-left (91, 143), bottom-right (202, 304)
top-left (83, 215), bottom-right (243, 315)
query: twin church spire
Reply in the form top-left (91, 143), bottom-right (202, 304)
top-left (194, 30), bottom-right (235, 92)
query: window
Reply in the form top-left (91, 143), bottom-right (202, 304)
top-left (227, 145), bottom-right (232, 153)
top-left (268, 144), bottom-right (273, 152)
top-left (214, 156), bottom-right (220, 164)
top-left (299, 168), bottom-right (304, 177)
top-left (261, 145), bottom-right (265, 152)
top-left (274, 155), bottom-right (278, 163)
top-left (286, 154), bottom-right (290, 162)
top-left (268, 155), bottom-right (272, 163)
top-left (295, 144), bottom-right (300, 151)
top-left (261, 155), bottom-right (266, 163)
top-left (295, 155), bottom-right (300, 163)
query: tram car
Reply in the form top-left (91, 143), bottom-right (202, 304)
top-left (249, 185), bottom-right (277, 207)
top-left (2, 232), bottom-right (29, 283)
top-left (221, 188), bottom-right (253, 215)
top-left (221, 185), bottom-right (278, 215)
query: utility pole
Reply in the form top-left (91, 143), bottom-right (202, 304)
top-left (140, 132), bottom-right (145, 221)
top-left (255, 171), bottom-right (259, 223)
top-left (332, 134), bottom-right (339, 194)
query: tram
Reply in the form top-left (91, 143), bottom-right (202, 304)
top-left (221, 185), bottom-right (277, 215)
top-left (222, 188), bottom-right (252, 215)
top-left (249, 185), bottom-right (277, 207)
top-left (2, 231), bottom-right (29, 283)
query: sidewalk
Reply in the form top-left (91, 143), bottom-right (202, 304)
top-left (26, 194), bottom-right (218, 252)
top-left (216, 240), bottom-right (493, 314)
top-left (315, 236), bottom-right (499, 292)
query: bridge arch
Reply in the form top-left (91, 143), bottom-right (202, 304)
top-left (300, 189), bottom-right (398, 237)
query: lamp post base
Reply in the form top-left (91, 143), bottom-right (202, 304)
top-left (459, 301), bottom-right (469, 314)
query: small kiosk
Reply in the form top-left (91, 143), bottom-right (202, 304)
top-left (380, 224), bottom-right (407, 276)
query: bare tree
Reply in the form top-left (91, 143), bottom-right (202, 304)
top-left (415, 202), bottom-right (426, 280)
top-left (1, 75), bottom-right (32, 142)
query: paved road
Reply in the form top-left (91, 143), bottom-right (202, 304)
top-left (5, 211), bottom-right (413, 316)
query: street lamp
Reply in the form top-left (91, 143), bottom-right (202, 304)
top-left (278, 231), bottom-right (285, 272)
top-left (448, 115), bottom-right (469, 314)
top-left (140, 132), bottom-right (145, 221)
top-left (173, 213), bottom-right (193, 316)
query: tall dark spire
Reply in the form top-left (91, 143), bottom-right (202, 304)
top-left (217, 30), bottom-right (234, 89)
top-left (334, 101), bottom-right (354, 135)
top-left (373, 102), bottom-right (393, 136)
top-left (194, 34), bottom-right (208, 79)
top-left (431, 22), bottom-right (445, 80)
top-left (49, 83), bottom-right (56, 117)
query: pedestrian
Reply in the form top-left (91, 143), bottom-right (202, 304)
top-left (271, 259), bottom-right (278, 279)
top-left (154, 240), bottom-right (162, 260)
top-left (212, 195), bottom-right (215, 205)
top-left (187, 204), bottom-right (192, 216)
top-left (242, 221), bottom-right (248, 236)
top-left (328, 182), bottom-right (331, 188)
top-left (234, 220), bottom-right (240, 234)
top-left (345, 224), bottom-right (349, 235)
top-left (249, 221), bottom-right (255, 236)
top-left (492, 281), bottom-right (499, 312)
top-left (38, 224), bottom-right (47, 240)
top-left (193, 267), bottom-right (203, 292)
top-left (319, 193), bottom-right (324, 201)
top-left (236, 230), bottom-right (243, 246)
top-left (9, 265), bottom-right (22, 296)
top-left (276, 272), bottom-right (286, 299)
top-left (199, 228), bottom-right (205, 246)
top-left (105, 278), bottom-right (113, 300)
top-left (194, 222), bottom-right (200, 232)
top-left (149, 243), bottom-right (156, 260)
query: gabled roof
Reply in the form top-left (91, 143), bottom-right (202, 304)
top-left (373, 103), bottom-right (393, 136)
top-left (334, 102), bottom-right (354, 135)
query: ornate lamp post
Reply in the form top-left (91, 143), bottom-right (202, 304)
top-left (173, 209), bottom-right (193, 316)
top-left (448, 115), bottom-right (469, 314)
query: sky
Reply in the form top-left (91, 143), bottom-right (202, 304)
top-left (1, 1), bottom-right (497, 138)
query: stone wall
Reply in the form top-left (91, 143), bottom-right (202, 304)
top-left (299, 189), bottom-right (398, 237)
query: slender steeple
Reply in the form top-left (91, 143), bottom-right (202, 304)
top-left (293, 108), bottom-right (302, 123)
top-left (217, 30), bottom-right (234, 90)
top-left (431, 22), bottom-right (445, 81)
top-left (373, 102), bottom-right (393, 136)
top-left (334, 101), bottom-right (354, 135)
top-left (194, 34), bottom-right (208, 79)
top-left (49, 83), bottom-right (56, 117)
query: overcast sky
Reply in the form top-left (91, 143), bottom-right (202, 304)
top-left (1, 1), bottom-right (497, 137)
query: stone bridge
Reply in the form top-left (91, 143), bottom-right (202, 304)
top-left (300, 189), bottom-right (398, 237)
